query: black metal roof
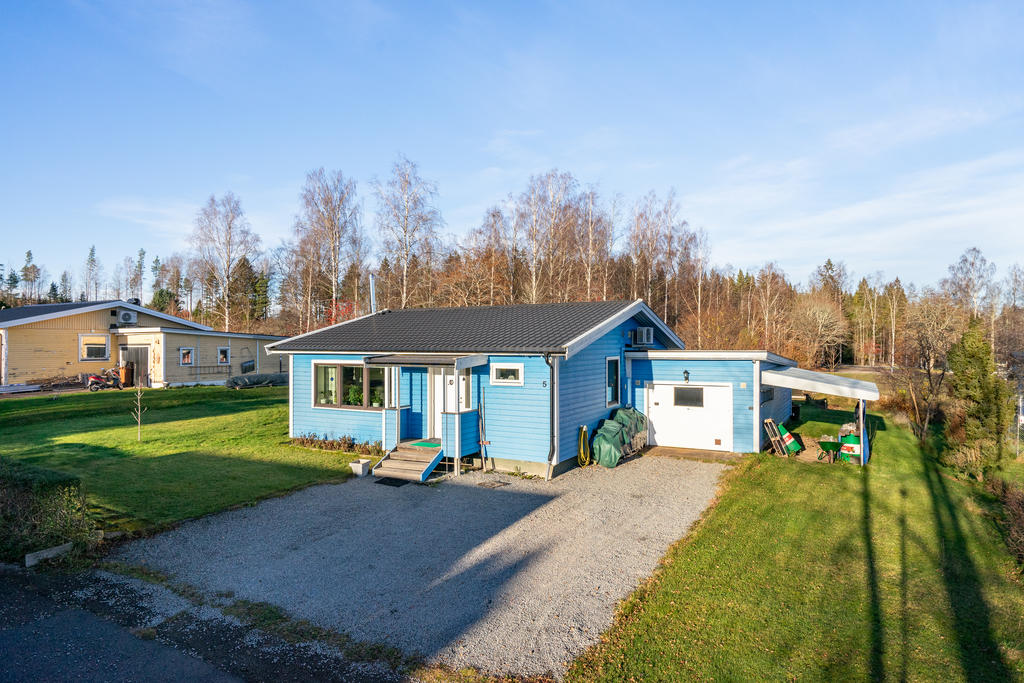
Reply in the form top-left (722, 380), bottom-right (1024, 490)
top-left (0, 301), bottom-right (121, 325)
top-left (271, 300), bottom-right (640, 354)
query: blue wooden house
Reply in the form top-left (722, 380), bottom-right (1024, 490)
top-left (266, 300), bottom-right (878, 481)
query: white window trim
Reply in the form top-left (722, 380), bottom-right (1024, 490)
top-left (461, 368), bottom-right (472, 410)
top-left (179, 347), bottom-right (195, 366)
top-left (217, 346), bottom-right (231, 366)
top-left (79, 333), bottom-right (110, 362)
top-left (490, 362), bottom-right (524, 387)
top-left (606, 355), bottom-right (621, 408)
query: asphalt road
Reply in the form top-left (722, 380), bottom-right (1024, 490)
top-left (0, 574), bottom-right (237, 683)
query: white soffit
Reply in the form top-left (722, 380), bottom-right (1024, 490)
top-left (761, 366), bottom-right (880, 401)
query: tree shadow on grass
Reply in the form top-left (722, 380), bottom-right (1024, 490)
top-left (921, 451), bottom-right (1012, 681)
top-left (17, 445), bottom-right (354, 528)
top-left (861, 465), bottom-right (886, 681)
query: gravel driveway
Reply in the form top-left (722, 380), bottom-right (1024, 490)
top-left (117, 455), bottom-right (725, 677)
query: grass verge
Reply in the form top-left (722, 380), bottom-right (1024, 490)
top-left (0, 386), bottom-right (359, 529)
top-left (567, 405), bottom-right (1024, 681)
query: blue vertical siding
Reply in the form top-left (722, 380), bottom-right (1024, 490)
top-left (291, 353), bottom-right (385, 444)
top-left (399, 367), bottom-right (428, 439)
top-left (441, 410), bottom-right (481, 458)
top-left (382, 407), bottom-right (413, 450)
top-left (478, 355), bottom-right (551, 463)
top-left (629, 358), bottom-right (758, 452)
top-left (557, 319), bottom-right (651, 463)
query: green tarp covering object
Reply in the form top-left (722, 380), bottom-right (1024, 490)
top-left (592, 406), bottom-right (649, 468)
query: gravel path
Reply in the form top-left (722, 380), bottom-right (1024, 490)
top-left (117, 455), bottom-right (725, 677)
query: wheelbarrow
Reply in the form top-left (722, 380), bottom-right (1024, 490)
top-left (817, 438), bottom-right (844, 464)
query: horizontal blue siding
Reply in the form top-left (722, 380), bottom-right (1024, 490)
top-left (759, 362), bottom-right (792, 450)
top-left (479, 355), bottom-right (551, 463)
top-left (291, 354), bottom-right (384, 444)
top-left (557, 319), bottom-right (646, 463)
top-left (629, 358), bottom-right (758, 452)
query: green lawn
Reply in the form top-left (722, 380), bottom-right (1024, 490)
top-left (0, 386), bottom-right (358, 528)
top-left (568, 405), bottom-right (1024, 681)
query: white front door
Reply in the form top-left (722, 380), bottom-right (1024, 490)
top-left (647, 383), bottom-right (734, 451)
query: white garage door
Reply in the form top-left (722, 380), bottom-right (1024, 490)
top-left (647, 383), bottom-right (733, 451)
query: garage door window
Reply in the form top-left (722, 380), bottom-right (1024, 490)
top-left (674, 386), bottom-right (703, 407)
top-left (606, 357), bottom-right (620, 406)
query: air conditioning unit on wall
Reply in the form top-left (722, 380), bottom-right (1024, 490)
top-left (634, 327), bottom-right (654, 346)
top-left (118, 309), bottom-right (138, 326)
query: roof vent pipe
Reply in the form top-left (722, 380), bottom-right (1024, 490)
top-left (369, 274), bottom-right (378, 314)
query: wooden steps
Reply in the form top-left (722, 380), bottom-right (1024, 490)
top-left (373, 443), bottom-right (445, 482)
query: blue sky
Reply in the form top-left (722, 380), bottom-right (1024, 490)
top-left (2, 1), bottom-right (1022, 290)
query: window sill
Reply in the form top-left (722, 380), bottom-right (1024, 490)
top-left (80, 358), bottom-right (110, 362)
top-left (312, 404), bottom-right (383, 412)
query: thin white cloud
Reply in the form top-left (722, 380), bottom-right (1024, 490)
top-left (826, 106), bottom-right (1002, 155)
top-left (94, 197), bottom-right (197, 248)
top-left (699, 149), bottom-right (1024, 284)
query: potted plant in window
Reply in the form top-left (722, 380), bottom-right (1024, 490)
top-left (371, 388), bottom-right (383, 408)
top-left (346, 385), bottom-right (363, 406)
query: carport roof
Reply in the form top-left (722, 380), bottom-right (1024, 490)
top-left (761, 367), bottom-right (880, 401)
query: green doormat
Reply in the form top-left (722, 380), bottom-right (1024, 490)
top-left (411, 441), bottom-right (441, 448)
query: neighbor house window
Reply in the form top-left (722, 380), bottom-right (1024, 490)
top-left (240, 360), bottom-right (256, 374)
top-left (314, 363), bottom-right (385, 410)
top-left (674, 386), bottom-right (704, 407)
top-left (79, 334), bottom-right (109, 361)
top-left (490, 362), bottom-right (524, 387)
top-left (217, 347), bottom-right (230, 365)
top-left (179, 348), bottom-right (194, 366)
top-left (606, 357), bottom-right (620, 406)
top-left (760, 387), bottom-right (775, 404)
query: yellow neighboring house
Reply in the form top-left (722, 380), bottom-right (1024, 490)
top-left (0, 300), bottom-right (284, 388)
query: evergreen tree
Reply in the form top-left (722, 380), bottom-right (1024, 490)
top-left (47, 282), bottom-right (59, 302)
top-left (945, 320), bottom-right (1015, 477)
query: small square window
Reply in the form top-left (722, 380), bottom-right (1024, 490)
top-left (217, 347), bottom-right (230, 365)
top-left (490, 363), bottom-right (524, 386)
top-left (179, 348), bottom-right (194, 366)
top-left (240, 360), bottom-right (256, 374)
top-left (79, 334), bottom-right (109, 361)
top-left (674, 387), bottom-right (704, 407)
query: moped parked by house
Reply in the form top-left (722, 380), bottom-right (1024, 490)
top-left (87, 368), bottom-right (124, 392)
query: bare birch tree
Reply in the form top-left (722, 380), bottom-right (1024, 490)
top-left (190, 193), bottom-right (262, 331)
top-left (374, 156), bottom-right (440, 309)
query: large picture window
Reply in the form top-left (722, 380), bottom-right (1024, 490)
top-left (79, 334), bottom-right (109, 361)
top-left (315, 363), bottom-right (386, 410)
top-left (606, 356), bottom-right (620, 406)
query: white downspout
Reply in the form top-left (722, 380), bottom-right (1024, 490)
top-left (752, 360), bottom-right (761, 452)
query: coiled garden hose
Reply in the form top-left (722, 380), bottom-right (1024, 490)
top-left (577, 425), bottom-right (591, 467)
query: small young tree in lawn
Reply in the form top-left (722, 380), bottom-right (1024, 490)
top-left (131, 382), bottom-right (147, 442)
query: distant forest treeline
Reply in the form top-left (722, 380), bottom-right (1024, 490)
top-left (2, 157), bottom-right (1022, 375)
